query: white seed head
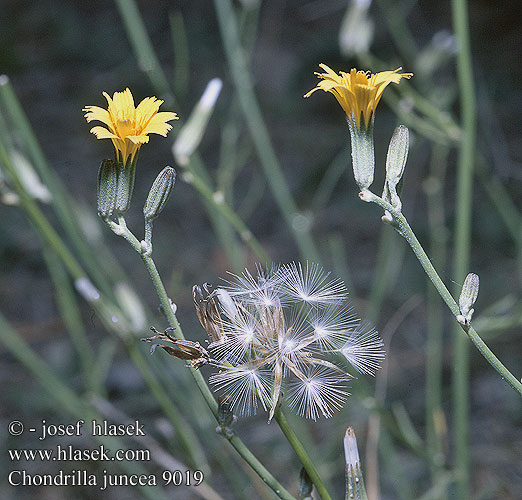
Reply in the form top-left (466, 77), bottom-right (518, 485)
top-left (340, 322), bottom-right (385, 376)
top-left (198, 263), bottom-right (385, 420)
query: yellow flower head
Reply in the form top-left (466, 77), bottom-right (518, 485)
top-left (305, 64), bottom-right (412, 130)
top-left (83, 88), bottom-right (178, 165)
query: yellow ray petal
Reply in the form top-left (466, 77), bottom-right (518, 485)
top-left (84, 88), bottom-right (178, 164)
top-left (305, 64), bottom-right (412, 130)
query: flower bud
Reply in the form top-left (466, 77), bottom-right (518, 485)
top-left (344, 427), bottom-right (368, 500)
top-left (339, 0), bottom-right (374, 57)
top-left (298, 468), bottom-right (313, 500)
top-left (457, 273), bottom-right (479, 325)
top-left (143, 166), bottom-right (176, 220)
top-left (383, 125), bottom-right (409, 213)
top-left (115, 159), bottom-right (136, 214)
top-left (215, 397), bottom-right (237, 438)
top-left (173, 78), bottom-right (222, 166)
top-left (386, 125), bottom-right (409, 188)
top-left (97, 159), bottom-right (118, 218)
top-left (115, 282), bottom-right (146, 333)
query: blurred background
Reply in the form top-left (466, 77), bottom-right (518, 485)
top-left (1, 0), bottom-right (521, 499)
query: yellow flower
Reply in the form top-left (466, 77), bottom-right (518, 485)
top-left (305, 64), bottom-right (412, 130)
top-left (83, 88), bottom-right (178, 165)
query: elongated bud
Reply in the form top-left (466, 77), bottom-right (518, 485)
top-left (173, 78), bottom-right (222, 166)
top-left (115, 158), bottom-right (136, 214)
top-left (382, 125), bottom-right (409, 216)
top-left (348, 120), bottom-right (375, 190)
top-left (339, 0), bottom-right (374, 57)
top-left (298, 468), bottom-right (313, 500)
top-left (457, 273), bottom-right (479, 325)
top-left (97, 159), bottom-right (118, 218)
top-left (10, 150), bottom-right (51, 203)
top-left (115, 282), bottom-right (146, 332)
top-left (144, 167), bottom-right (176, 220)
top-left (386, 125), bottom-right (409, 189)
top-left (215, 397), bottom-right (237, 438)
top-left (344, 427), bottom-right (368, 500)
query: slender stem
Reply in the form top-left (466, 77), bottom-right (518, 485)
top-left (2, 144), bottom-right (214, 484)
top-left (0, 143), bottom-right (86, 281)
top-left (112, 220), bottom-right (297, 500)
top-left (274, 406), bottom-right (333, 500)
top-left (114, 0), bottom-right (176, 108)
top-left (144, 218), bottom-right (153, 248)
top-left (5, 145), bottom-right (294, 499)
top-left (359, 190), bottom-right (522, 397)
top-left (108, 218), bottom-right (220, 415)
top-left (141, 254), bottom-right (297, 500)
top-left (425, 144), bottom-right (449, 492)
top-left (476, 157), bottom-right (522, 244)
top-left (451, 0), bottom-right (477, 496)
top-left (225, 434), bottom-right (297, 500)
top-left (213, 0), bottom-right (320, 262)
top-left (181, 162), bottom-right (270, 263)
top-left (42, 245), bottom-right (99, 394)
top-left (0, 313), bottom-right (167, 500)
top-left (0, 164), bottom-right (208, 469)
top-left (126, 343), bottom-right (210, 472)
top-left (367, 225), bottom-right (403, 323)
top-left (0, 77), bottom-right (116, 299)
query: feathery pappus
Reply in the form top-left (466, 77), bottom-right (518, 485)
top-left (193, 263), bottom-right (385, 421)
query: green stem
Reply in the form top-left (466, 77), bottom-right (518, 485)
top-left (226, 434), bottom-right (297, 500)
top-left (42, 245), bottom-right (99, 394)
top-left (126, 343), bottom-right (209, 472)
top-left (0, 313), bottom-right (167, 500)
top-left (0, 143), bottom-right (86, 281)
top-left (274, 406), bottom-right (333, 500)
top-left (1, 144), bottom-right (207, 478)
top-left (213, 0), bottom-right (320, 262)
top-left (366, 225), bottom-right (404, 323)
top-left (113, 220), bottom-right (297, 500)
top-left (359, 190), bottom-right (522, 397)
top-left (114, 0), bottom-right (176, 108)
top-left (5, 144), bottom-right (289, 495)
top-left (0, 77), bottom-right (116, 300)
top-left (425, 144), bottom-right (449, 491)
top-left (142, 254), bottom-right (297, 500)
top-left (451, 0), bottom-right (477, 496)
top-left (181, 162), bottom-right (270, 263)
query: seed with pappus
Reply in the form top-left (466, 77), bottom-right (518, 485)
top-left (194, 263), bottom-right (385, 421)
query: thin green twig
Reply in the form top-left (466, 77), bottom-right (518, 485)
top-left (0, 313), bottom-right (167, 500)
top-left (358, 190), bottom-right (522, 398)
top-left (0, 78), bottom-right (116, 299)
top-left (111, 219), bottom-right (297, 500)
top-left (114, 0), bottom-right (176, 108)
top-left (451, 0), bottom-right (477, 496)
top-left (274, 406), bottom-right (333, 500)
top-left (180, 161), bottom-right (270, 263)
top-left (213, 0), bottom-right (320, 262)
top-left (0, 144), bottom-right (210, 476)
top-left (42, 244), bottom-right (99, 394)
top-left (424, 144), bottom-right (449, 492)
